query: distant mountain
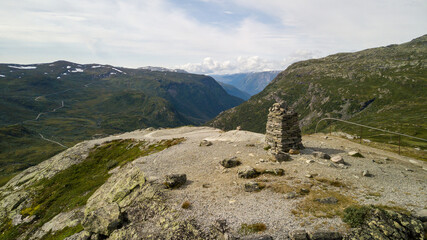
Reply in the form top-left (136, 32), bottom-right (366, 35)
top-left (0, 61), bottom-right (243, 185)
top-left (209, 35), bottom-right (427, 151)
top-left (218, 82), bottom-right (251, 100)
top-left (211, 71), bottom-right (280, 95)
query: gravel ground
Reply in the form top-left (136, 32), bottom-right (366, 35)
top-left (101, 126), bottom-right (427, 239)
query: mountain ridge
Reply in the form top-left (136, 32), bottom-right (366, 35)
top-left (209, 35), bottom-right (427, 153)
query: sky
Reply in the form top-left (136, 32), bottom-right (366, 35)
top-left (0, 0), bottom-right (426, 74)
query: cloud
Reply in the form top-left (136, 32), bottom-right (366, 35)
top-left (177, 51), bottom-right (318, 74)
top-left (0, 0), bottom-right (425, 70)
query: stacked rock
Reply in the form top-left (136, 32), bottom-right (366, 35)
top-left (265, 102), bottom-right (304, 156)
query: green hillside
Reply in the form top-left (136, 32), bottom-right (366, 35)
top-left (0, 61), bottom-right (243, 185)
top-left (209, 35), bottom-right (427, 157)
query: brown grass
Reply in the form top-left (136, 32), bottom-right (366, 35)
top-left (240, 223), bottom-right (267, 234)
top-left (292, 190), bottom-right (357, 218)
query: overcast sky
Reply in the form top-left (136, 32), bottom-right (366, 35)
top-left (0, 0), bottom-right (426, 74)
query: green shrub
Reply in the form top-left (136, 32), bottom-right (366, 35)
top-left (342, 205), bottom-right (371, 228)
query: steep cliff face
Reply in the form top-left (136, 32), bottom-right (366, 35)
top-left (208, 35), bottom-right (427, 149)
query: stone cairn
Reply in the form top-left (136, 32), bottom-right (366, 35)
top-left (265, 102), bottom-right (304, 157)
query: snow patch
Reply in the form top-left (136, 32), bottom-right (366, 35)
top-left (110, 72), bottom-right (117, 75)
top-left (66, 66), bottom-right (71, 69)
top-left (8, 65), bottom-right (37, 70)
top-left (112, 67), bottom-right (126, 74)
top-left (71, 68), bottom-right (84, 73)
top-left (0, 75), bottom-right (5, 78)
top-left (57, 76), bottom-right (61, 79)
top-left (91, 65), bottom-right (102, 68)
top-left (62, 73), bottom-right (67, 75)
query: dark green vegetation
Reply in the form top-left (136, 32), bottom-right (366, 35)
top-left (0, 138), bottom-right (184, 239)
top-left (212, 71), bottom-right (280, 95)
top-left (210, 35), bottom-right (427, 158)
top-left (0, 61), bottom-right (242, 185)
top-left (218, 82), bottom-right (251, 100)
top-left (342, 205), bottom-right (372, 228)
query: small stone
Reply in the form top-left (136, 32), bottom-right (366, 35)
top-left (12, 214), bottom-right (22, 226)
top-left (238, 166), bottom-right (260, 179)
top-left (315, 197), bottom-right (338, 204)
top-left (248, 153), bottom-right (255, 157)
top-left (324, 136), bottom-right (329, 139)
top-left (348, 151), bottom-right (364, 158)
top-left (383, 157), bottom-right (391, 161)
top-left (199, 140), bottom-right (213, 147)
top-left (244, 182), bottom-right (264, 192)
top-left (363, 139), bottom-right (371, 143)
top-left (362, 170), bottom-right (371, 177)
top-left (331, 155), bottom-right (344, 164)
top-left (164, 174), bottom-right (187, 188)
top-left (236, 126), bottom-right (242, 130)
top-left (405, 168), bottom-right (414, 172)
top-left (305, 174), bottom-right (313, 178)
top-left (298, 188), bottom-right (310, 195)
top-left (284, 192), bottom-right (297, 199)
top-left (263, 168), bottom-right (285, 176)
top-left (220, 157), bottom-right (241, 168)
top-left (202, 183), bottom-right (211, 188)
top-left (306, 159), bottom-right (315, 164)
top-left (289, 229), bottom-right (308, 240)
top-left (312, 151), bottom-right (330, 159)
top-left (289, 149), bottom-right (300, 155)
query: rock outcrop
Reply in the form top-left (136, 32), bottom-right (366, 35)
top-left (344, 208), bottom-right (424, 240)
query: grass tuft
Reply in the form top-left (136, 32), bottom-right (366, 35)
top-left (240, 223), bottom-right (267, 234)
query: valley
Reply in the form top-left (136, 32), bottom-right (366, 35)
top-left (0, 61), bottom-right (243, 185)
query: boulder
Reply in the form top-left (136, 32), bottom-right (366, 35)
top-left (82, 203), bottom-right (122, 236)
top-left (331, 155), bottom-right (344, 164)
top-left (348, 151), bottom-right (364, 158)
top-left (238, 166), bottom-right (260, 179)
top-left (244, 182), bottom-right (264, 192)
top-left (164, 174), bottom-right (187, 189)
top-left (313, 151), bottom-right (331, 160)
top-left (199, 140), bottom-right (213, 147)
top-left (415, 209), bottom-right (427, 222)
top-left (289, 230), bottom-right (309, 240)
top-left (362, 170), bottom-right (371, 177)
top-left (309, 231), bottom-right (342, 240)
top-left (220, 157), bottom-right (241, 168)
